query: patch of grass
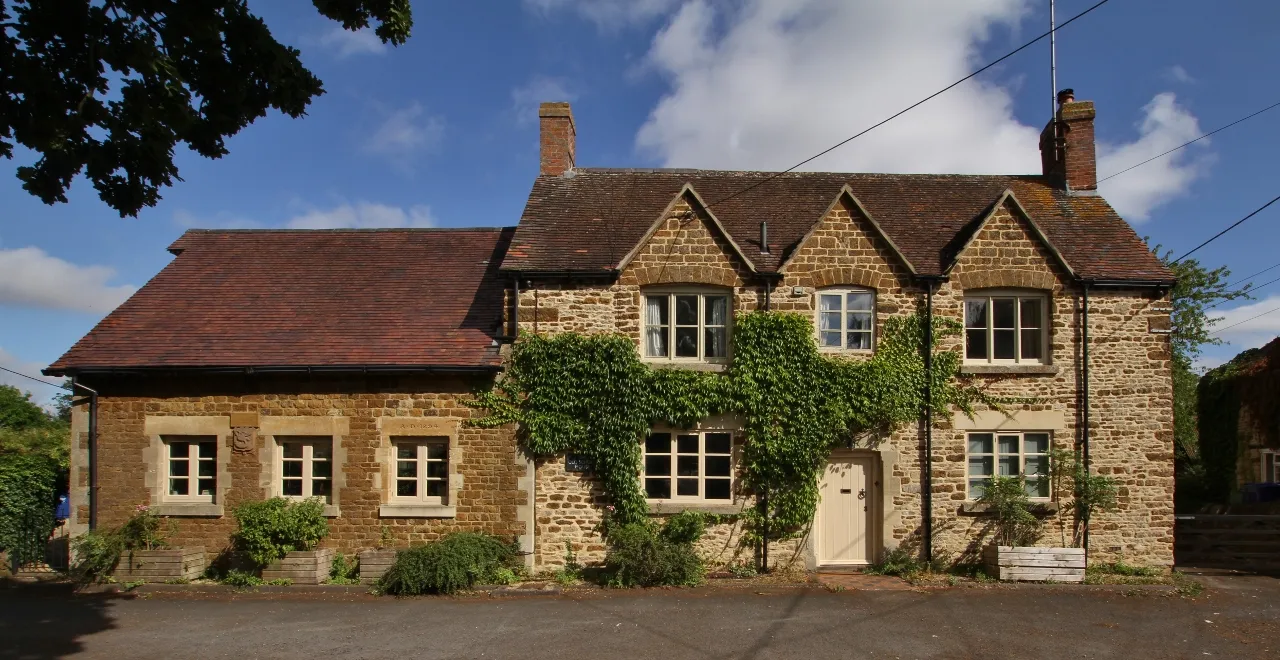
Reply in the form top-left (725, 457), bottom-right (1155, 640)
top-left (863, 548), bottom-right (924, 578)
top-left (264, 578), bottom-right (292, 586)
top-left (1084, 560), bottom-right (1167, 585)
top-left (122, 580), bottom-right (145, 590)
top-left (725, 562), bottom-right (757, 578)
top-left (1172, 571), bottom-right (1204, 598)
top-left (162, 577), bottom-right (190, 585)
top-left (221, 569), bottom-right (263, 588)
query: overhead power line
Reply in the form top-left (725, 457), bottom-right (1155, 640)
top-left (1226, 260), bottom-right (1280, 291)
top-left (1170, 194), bottom-right (1280, 265)
top-left (1211, 305), bottom-right (1280, 336)
top-left (0, 365), bottom-right (67, 390)
top-left (1206, 273), bottom-right (1280, 312)
top-left (1097, 99), bottom-right (1280, 184)
top-left (701, 0), bottom-right (1115, 210)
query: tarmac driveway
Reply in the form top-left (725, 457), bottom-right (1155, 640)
top-left (2, 573), bottom-right (1277, 660)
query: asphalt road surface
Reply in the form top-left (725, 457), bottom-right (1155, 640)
top-left (2, 574), bottom-right (1277, 659)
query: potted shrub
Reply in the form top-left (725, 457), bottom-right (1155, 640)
top-left (979, 476), bottom-right (1085, 583)
top-left (70, 505), bottom-right (205, 583)
top-left (233, 497), bottom-right (331, 584)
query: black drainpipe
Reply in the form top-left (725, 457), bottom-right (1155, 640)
top-left (922, 279), bottom-right (936, 563)
top-left (1081, 282), bottom-right (1091, 553)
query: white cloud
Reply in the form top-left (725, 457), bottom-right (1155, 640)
top-left (0, 247), bottom-right (135, 314)
top-left (318, 27), bottom-right (387, 59)
top-left (286, 202), bottom-right (436, 229)
top-left (0, 347), bottom-right (64, 409)
top-left (1097, 92), bottom-right (1210, 221)
top-left (634, 0), bottom-right (1042, 174)
top-left (523, 0), bottom-right (680, 29)
top-left (512, 76), bottom-right (578, 125)
top-left (1163, 65), bottom-right (1195, 84)
top-left (1209, 294), bottom-right (1280, 349)
top-left (363, 103), bottom-right (444, 162)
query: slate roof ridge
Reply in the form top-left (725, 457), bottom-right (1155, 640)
top-left (571, 167), bottom-right (1051, 181)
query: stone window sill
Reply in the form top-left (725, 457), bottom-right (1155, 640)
top-left (379, 504), bottom-right (457, 518)
top-left (647, 502), bottom-right (743, 515)
top-left (960, 364), bottom-right (1059, 376)
top-left (153, 503), bottom-right (224, 518)
top-left (960, 501), bottom-right (1059, 515)
top-left (643, 361), bottom-right (728, 373)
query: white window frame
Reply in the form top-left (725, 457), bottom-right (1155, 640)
top-left (815, 287), bottom-right (876, 352)
top-left (641, 429), bottom-right (735, 503)
top-left (965, 431), bottom-right (1051, 501)
top-left (642, 288), bottom-right (732, 363)
top-left (164, 436), bottom-right (218, 504)
top-left (277, 437), bottom-right (333, 503)
top-left (391, 437), bottom-right (450, 505)
top-left (1262, 449), bottom-right (1279, 484)
top-left (963, 290), bottom-right (1048, 364)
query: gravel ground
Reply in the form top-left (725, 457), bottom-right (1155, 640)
top-left (1, 571), bottom-right (1276, 660)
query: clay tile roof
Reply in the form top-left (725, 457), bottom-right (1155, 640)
top-left (46, 228), bottom-right (515, 374)
top-left (503, 169), bottom-right (1173, 283)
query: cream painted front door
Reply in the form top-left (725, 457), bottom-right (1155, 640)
top-left (817, 455), bottom-right (874, 565)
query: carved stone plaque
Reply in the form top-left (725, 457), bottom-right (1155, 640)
top-left (232, 427), bottom-right (256, 454)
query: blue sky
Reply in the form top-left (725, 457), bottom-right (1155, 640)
top-left (3, 0), bottom-right (1279, 403)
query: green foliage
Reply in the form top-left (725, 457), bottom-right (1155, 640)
top-left (221, 569), bottom-right (264, 588)
top-left (0, 450), bottom-right (58, 566)
top-left (603, 516), bottom-right (705, 588)
top-left (68, 505), bottom-right (171, 583)
top-left (470, 311), bottom-right (982, 548)
top-left (1198, 361), bottom-right (1243, 505)
top-left (864, 547), bottom-right (925, 577)
top-left (328, 552), bottom-right (360, 585)
top-left (1047, 448), bottom-right (1118, 547)
top-left (378, 532), bottom-right (520, 595)
top-left (70, 529), bottom-right (125, 583)
top-left (0, 385), bottom-right (49, 430)
top-left (1, 0), bottom-right (412, 217)
top-left (1152, 248), bottom-right (1252, 511)
top-left (1088, 560), bottom-right (1160, 577)
top-left (977, 475), bottom-right (1042, 547)
top-left (659, 510), bottom-right (707, 545)
top-left (231, 497), bottom-right (329, 568)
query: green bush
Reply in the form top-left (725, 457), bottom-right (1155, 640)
top-left (603, 516), bottom-right (705, 588)
top-left (864, 547), bottom-right (924, 577)
top-left (69, 505), bottom-right (172, 583)
top-left (0, 451), bottom-right (59, 567)
top-left (378, 532), bottom-right (520, 595)
top-left (328, 552), bottom-right (360, 585)
top-left (232, 497), bottom-right (329, 568)
top-left (221, 569), bottom-right (264, 588)
top-left (978, 475), bottom-right (1042, 547)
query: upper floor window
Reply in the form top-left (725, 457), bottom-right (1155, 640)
top-left (966, 431), bottom-right (1050, 500)
top-left (644, 290), bottom-right (730, 361)
top-left (643, 430), bottom-right (734, 501)
top-left (165, 436), bottom-right (217, 503)
top-left (964, 291), bottom-right (1047, 364)
top-left (817, 288), bottom-right (875, 351)
top-left (277, 437), bottom-right (333, 502)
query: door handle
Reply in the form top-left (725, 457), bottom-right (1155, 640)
top-left (857, 489), bottom-right (866, 500)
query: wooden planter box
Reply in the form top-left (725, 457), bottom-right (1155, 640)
top-left (359, 550), bottom-right (396, 585)
top-left (263, 548), bottom-right (334, 585)
top-left (112, 547), bottom-right (206, 583)
top-left (984, 546), bottom-right (1085, 583)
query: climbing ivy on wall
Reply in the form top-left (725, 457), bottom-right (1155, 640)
top-left (469, 311), bottom-right (983, 543)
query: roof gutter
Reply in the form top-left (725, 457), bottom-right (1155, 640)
top-left (502, 268), bottom-right (619, 282)
top-left (45, 364), bottom-right (504, 378)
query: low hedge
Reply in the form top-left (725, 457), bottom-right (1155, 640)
top-left (603, 511), bottom-right (706, 588)
top-left (379, 532), bottom-right (520, 595)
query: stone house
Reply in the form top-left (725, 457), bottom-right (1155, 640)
top-left (1198, 337), bottom-right (1280, 504)
top-left (47, 90), bottom-right (1176, 571)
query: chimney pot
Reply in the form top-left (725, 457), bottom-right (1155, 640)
top-left (538, 102), bottom-right (576, 177)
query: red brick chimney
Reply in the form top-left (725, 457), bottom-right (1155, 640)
top-left (538, 102), bottom-right (575, 177)
top-left (1039, 89), bottom-right (1097, 192)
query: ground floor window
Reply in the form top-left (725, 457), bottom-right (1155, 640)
top-left (277, 436), bottom-right (333, 502)
top-left (392, 437), bottom-right (449, 503)
top-left (1263, 449), bottom-right (1279, 484)
top-left (165, 436), bottom-right (217, 502)
top-left (966, 431), bottom-right (1050, 499)
top-left (643, 429), bottom-right (734, 501)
